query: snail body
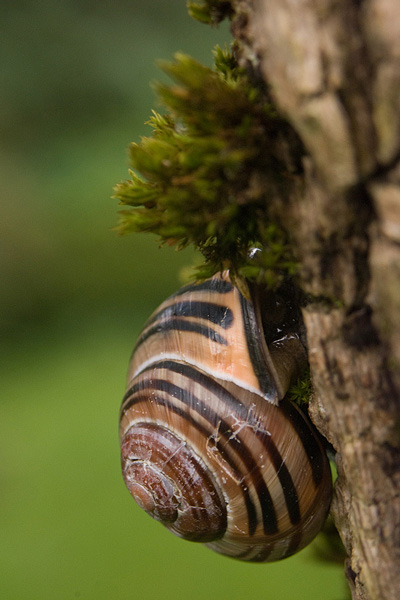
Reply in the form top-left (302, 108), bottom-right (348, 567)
top-left (119, 272), bottom-right (332, 562)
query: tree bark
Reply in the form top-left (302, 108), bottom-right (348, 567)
top-left (229, 1), bottom-right (400, 598)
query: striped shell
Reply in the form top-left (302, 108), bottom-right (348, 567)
top-left (119, 273), bottom-right (332, 562)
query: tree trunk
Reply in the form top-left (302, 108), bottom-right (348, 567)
top-left (230, 1), bottom-right (400, 598)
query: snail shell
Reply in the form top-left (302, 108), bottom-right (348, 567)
top-left (119, 272), bottom-right (332, 562)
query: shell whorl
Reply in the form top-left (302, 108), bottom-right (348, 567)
top-left (121, 423), bottom-right (227, 541)
top-left (120, 273), bottom-right (332, 562)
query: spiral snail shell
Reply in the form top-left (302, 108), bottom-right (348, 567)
top-left (119, 272), bottom-right (332, 562)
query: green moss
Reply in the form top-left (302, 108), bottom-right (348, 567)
top-left (114, 47), bottom-right (299, 287)
top-left (287, 370), bottom-right (312, 405)
top-left (187, 0), bottom-right (233, 25)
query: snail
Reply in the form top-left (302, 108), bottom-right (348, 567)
top-left (119, 272), bottom-right (332, 562)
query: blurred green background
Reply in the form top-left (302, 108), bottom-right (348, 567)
top-left (1, 1), bottom-right (345, 598)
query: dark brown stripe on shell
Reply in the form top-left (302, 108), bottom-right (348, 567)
top-left (253, 428), bottom-right (300, 526)
top-left (141, 361), bottom-right (300, 529)
top-left (172, 278), bottom-right (233, 297)
top-left (122, 361), bottom-right (280, 536)
top-left (243, 545), bottom-right (274, 563)
top-left (134, 318), bottom-right (228, 350)
top-left (281, 528), bottom-right (304, 559)
top-left (146, 301), bottom-right (234, 330)
top-left (279, 399), bottom-right (326, 486)
top-left (122, 383), bottom-right (261, 536)
top-left (238, 292), bottom-right (277, 400)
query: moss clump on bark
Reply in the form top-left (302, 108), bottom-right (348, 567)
top-left (114, 47), bottom-right (299, 287)
top-left (187, 0), bottom-right (233, 25)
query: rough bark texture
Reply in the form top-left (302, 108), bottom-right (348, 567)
top-left (230, 1), bottom-right (400, 599)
